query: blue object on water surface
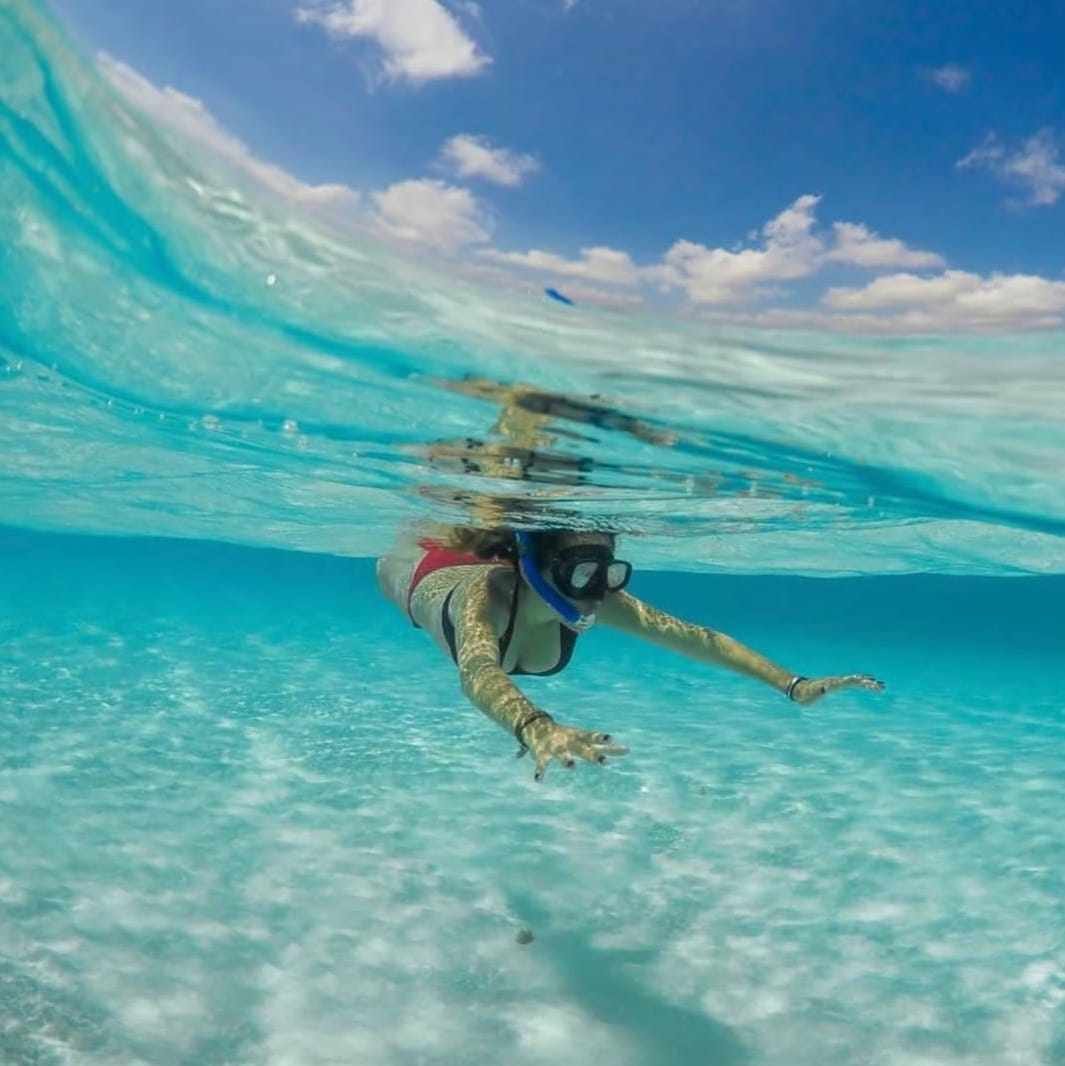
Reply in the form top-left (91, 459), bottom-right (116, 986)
top-left (545, 287), bottom-right (576, 305)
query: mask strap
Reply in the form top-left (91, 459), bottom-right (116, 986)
top-left (515, 532), bottom-right (591, 631)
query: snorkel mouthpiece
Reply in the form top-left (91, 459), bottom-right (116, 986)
top-left (515, 531), bottom-right (597, 632)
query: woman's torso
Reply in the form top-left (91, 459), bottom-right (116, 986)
top-left (377, 542), bottom-right (575, 675)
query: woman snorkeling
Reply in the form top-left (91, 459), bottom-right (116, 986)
top-left (377, 526), bottom-right (885, 781)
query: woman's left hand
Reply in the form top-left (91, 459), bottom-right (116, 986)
top-left (790, 674), bottom-right (885, 706)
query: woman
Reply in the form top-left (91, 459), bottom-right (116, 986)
top-left (377, 527), bottom-right (884, 781)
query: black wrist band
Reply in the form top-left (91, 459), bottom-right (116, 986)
top-left (515, 710), bottom-right (552, 746)
top-left (786, 676), bottom-right (807, 701)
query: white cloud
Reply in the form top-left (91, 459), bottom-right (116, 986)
top-left (295, 0), bottom-right (489, 84)
top-left (958, 134), bottom-right (1002, 169)
top-left (958, 129), bottom-right (1065, 207)
top-left (823, 270), bottom-right (1065, 330)
top-left (826, 222), bottom-right (945, 270)
top-left (480, 245), bottom-right (640, 286)
top-left (371, 179), bottom-right (490, 250)
top-left (825, 270), bottom-right (979, 310)
top-left (438, 135), bottom-right (539, 187)
top-left (927, 64), bottom-right (970, 93)
top-left (99, 56), bottom-right (358, 207)
top-left (652, 194), bottom-right (824, 304)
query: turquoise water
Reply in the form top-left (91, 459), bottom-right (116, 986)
top-left (2, 2), bottom-right (1064, 1063)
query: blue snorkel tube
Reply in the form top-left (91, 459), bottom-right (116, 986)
top-left (515, 531), bottom-right (597, 632)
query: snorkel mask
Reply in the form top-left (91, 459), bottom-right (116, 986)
top-left (515, 531), bottom-right (631, 632)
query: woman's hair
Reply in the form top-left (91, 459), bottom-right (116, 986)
top-left (441, 526), bottom-right (518, 560)
top-left (441, 526), bottom-right (616, 563)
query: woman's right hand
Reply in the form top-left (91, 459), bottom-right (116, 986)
top-left (520, 717), bottom-right (629, 781)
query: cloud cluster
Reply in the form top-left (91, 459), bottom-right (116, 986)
top-left (653, 195), bottom-right (824, 304)
top-left (823, 270), bottom-right (1065, 329)
top-left (438, 135), bottom-right (539, 187)
top-left (103, 57), bottom-right (1065, 334)
top-left (370, 179), bottom-right (490, 250)
top-left (496, 198), bottom-right (943, 308)
top-left (825, 222), bottom-right (945, 270)
top-left (483, 197), bottom-right (1064, 330)
top-left (958, 129), bottom-right (1065, 207)
top-left (295, 0), bottom-right (489, 84)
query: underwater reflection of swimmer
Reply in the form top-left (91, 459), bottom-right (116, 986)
top-left (424, 438), bottom-right (594, 484)
top-left (419, 376), bottom-right (676, 487)
top-left (436, 376), bottom-right (677, 448)
top-left (377, 525), bottom-right (885, 781)
top-left (415, 377), bottom-right (681, 531)
top-left (408, 377), bottom-right (651, 541)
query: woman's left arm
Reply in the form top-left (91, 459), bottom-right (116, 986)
top-left (597, 590), bottom-right (884, 705)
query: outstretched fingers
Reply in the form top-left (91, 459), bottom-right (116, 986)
top-left (844, 673), bottom-right (886, 692)
top-left (532, 727), bottom-right (628, 781)
top-left (577, 730), bottom-right (630, 763)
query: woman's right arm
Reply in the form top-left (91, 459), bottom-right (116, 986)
top-left (452, 571), bottom-right (628, 780)
top-left (452, 570), bottom-right (550, 744)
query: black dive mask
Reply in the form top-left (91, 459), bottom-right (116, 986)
top-left (548, 544), bottom-right (632, 600)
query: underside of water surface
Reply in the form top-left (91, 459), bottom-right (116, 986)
top-left (2, 1), bottom-right (1064, 1064)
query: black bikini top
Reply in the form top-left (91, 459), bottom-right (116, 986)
top-left (440, 574), bottom-right (577, 676)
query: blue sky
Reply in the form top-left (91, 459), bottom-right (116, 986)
top-left (49, 0), bottom-right (1065, 331)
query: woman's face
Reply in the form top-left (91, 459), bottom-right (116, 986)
top-left (542, 533), bottom-right (620, 612)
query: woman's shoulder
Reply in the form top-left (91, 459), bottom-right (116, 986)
top-left (409, 551), bottom-right (514, 605)
top-left (438, 557), bottom-right (516, 604)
